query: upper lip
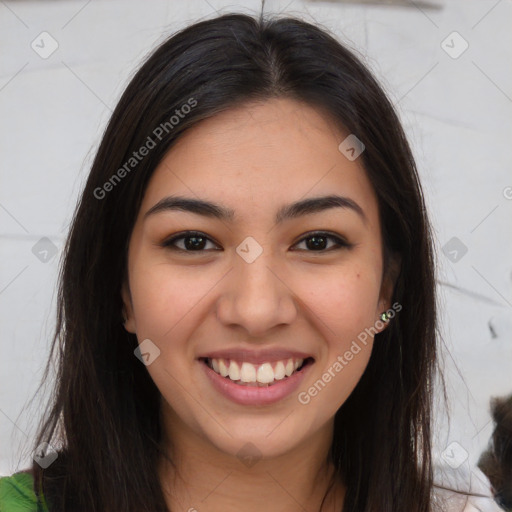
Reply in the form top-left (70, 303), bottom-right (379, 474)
top-left (197, 348), bottom-right (314, 365)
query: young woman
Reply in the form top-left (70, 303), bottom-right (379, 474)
top-left (0, 11), bottom-right (466, 512)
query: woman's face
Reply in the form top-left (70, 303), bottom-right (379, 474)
top-left (122, 97), bottom-right (396, 460)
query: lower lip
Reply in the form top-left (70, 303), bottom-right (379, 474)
top-left (200, 359), bottom-right (314, 406)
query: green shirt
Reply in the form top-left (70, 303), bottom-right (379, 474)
top-left (0, 472), bottom-right (49, 512)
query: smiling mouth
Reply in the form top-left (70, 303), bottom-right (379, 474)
top-left (199, 356), bottom-right (315, 387)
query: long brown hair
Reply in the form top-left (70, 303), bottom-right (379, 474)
top-left (28, 11), bottom-right (441, 511)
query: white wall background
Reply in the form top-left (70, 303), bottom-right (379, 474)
top-left (1, 0), bottom-right (511, 507)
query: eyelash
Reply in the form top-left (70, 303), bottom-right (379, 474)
top-left (160, 230), bottom-right (351, 253)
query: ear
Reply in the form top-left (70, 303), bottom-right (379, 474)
top-left (376, 252), bottom-right (401, 333)
top-left (121, 279), bottom-right (137, 334)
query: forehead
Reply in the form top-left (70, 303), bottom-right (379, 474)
top-left (140, 98), bottom-right (379, 228)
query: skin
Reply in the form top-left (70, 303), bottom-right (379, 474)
top-left (122, 98), bottom-right (398, 511)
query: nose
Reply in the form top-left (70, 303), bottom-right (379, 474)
top-left (215, 252), bottom-right (298, 338)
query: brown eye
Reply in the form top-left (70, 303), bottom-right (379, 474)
top-left (161, 231), bottom-right (220, 252)
top-left (293, 232), bottom-right (351, 252)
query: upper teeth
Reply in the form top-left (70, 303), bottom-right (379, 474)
top-left (209, 358), bottom-right (304, 384)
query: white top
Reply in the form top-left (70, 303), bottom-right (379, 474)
top-left (432, 464), bottom-right (506, 512)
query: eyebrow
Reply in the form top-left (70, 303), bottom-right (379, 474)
top-left (144, 194), bottom-right (367, 225)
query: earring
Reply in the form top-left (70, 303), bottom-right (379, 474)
top-left (380, 311), bottom-right (390, 323)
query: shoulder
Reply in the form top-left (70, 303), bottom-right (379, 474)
top-left (432, 464), bottom-right (507, 512)
top-left (0, 471), bottom-right (49, 512)
top-left (432, 485), bottom-right (507, 512)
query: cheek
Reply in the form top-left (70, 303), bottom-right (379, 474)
top-left (293, 264), bottom-right (379, 410)
top-left (296, 299), bottom-right (376, 415)
top-left (300, 345), bottom-right (372, 416)
top-left (129, 261), bottom-right (214, 340)
top-left (128, 264), bottom-right (209, 401)
top-left (300, 264), bottom-right (381, 341)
